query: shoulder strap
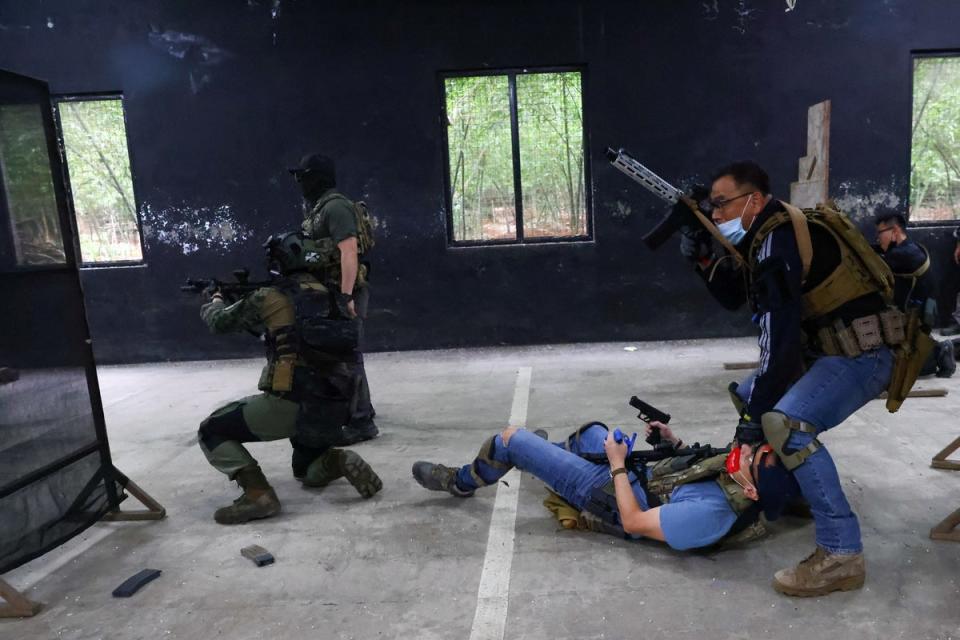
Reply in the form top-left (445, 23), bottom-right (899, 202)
top-left (779, 201), bottom-right (813, 283)
top-left (313, 191), bottom-right (351, 213)
top-left (904, 244), bottom-right (931, 278)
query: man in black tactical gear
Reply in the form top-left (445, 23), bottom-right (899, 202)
top-left (290, 153), bottom-right (378, 445)
top-left (196, 232), bottom-right (382, 525)
top-left (873, 209), bottom-right (955, 377)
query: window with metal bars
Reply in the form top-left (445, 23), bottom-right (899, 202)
top-left (441, 68), bottom-right (592, 245)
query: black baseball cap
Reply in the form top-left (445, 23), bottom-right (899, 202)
top-left (288, 153), bottom-right (335, 178)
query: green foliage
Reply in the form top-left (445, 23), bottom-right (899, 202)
top-left (518, 72), bottom-right (585, 238)
top-left (0, 104), bottom-right (66, 265)
top-left (911, 57), bottom-right (960, 222)
top-left (445, 71), bottom-right (586, 242)
top-left (59, 99), bottom-right (142, 262)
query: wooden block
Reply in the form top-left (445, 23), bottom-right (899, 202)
top-left (931, 435), bottom-right (960, 471)
top-left (0, 578), bottom-right (42, 618)
top-left (930, 507), bottom-right (960, 542)
top-left (875, 388), bottom-right (948, 400)
top-left (790, 179), bottom-right (829, 209)
top-left (722, 361), bottom-right (759, 370)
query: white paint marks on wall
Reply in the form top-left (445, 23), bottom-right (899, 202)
top-left (610, 200), bottom-right (633, 220)
top-left (832, 179), bottom-right (904, 222)
top-left (147, 28), bottom-right (231, 93)
top-left (733, 0), bottom-right (757, 34)
top-left (140, 203), bottom-right (255, 255)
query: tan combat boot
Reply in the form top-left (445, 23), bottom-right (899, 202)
top-left (302, 448), bottom-right (382, 499)
top-left (773, 547), bottom-right (865, 597)
top-left (214, 465), bottom-right (282, 525)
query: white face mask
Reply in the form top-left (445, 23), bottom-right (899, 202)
top-left (717, 217), bottom-right (747, 244)
top-left (715, 196), bottom-right (753, 244)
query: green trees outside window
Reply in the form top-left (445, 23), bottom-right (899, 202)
top-left (444, 70), bottom-right (589, 243)
top-left (911, 56), bottom-right (960, 223)
top-left (58, 98), bottom-right (142, 263)
top-left (0, 104), bottom-right (65, 265)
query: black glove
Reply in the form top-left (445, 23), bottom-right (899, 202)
top-left (679, 225), bottom-right (714, 262)
top-left (333, 291), bottom-right (354, 318)
top-left (201, 283), bottom-right (221, 303)
top-left (734, 420), bottom-right (764, 445)
top-left (689, 184), bottom-right (711, 211)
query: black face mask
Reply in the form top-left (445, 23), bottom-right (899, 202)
top-left (298, 169), bottom-right (336, 204)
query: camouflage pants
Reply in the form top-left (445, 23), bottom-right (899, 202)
top-left (198, 392), bottom-right (301, 478)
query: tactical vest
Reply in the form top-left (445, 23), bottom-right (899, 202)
top-left (747, 202), bottom-right (894, 320)
top-left (259, 277), bottom-right (360, 395)
top-left (746, 203), bottom-right (931, 413)
top-left (591, 452), bottom-right (765, 546)
top-left (303, 192), bottom-right (375, 288)
top-left (258, 277), bottom-right (361, 448)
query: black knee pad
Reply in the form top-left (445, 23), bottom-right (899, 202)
top-left (290, 439), bottom-right (329, 478)
top-left (198, 404), bottom-right (253, 451)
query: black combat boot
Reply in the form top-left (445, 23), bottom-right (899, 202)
top-left (411, 462), bottom-right (475, 497)
top-left (936, 340), bottom-right (957, 378)
top-left (339, 420), bottom-right (379, 445)
top-left (214, 465), bottom-right (282, 525)
top-left (302, 448), bottom-right (382, 498)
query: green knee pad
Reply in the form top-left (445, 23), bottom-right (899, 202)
top-left (468, 435), bottom-right (512, 488)
top-left (760, 411), bottom-right (821, 471)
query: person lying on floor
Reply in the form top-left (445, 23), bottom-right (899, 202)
top-left (412, 421), bottom-right (799, 550)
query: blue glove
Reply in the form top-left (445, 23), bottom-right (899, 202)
top-left (612, 428), bottom-right (638, 455)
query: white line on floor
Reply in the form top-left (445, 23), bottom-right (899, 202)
top-left (468, 366), bottom-right (531, 640)
top-left (7, 524), bottom-right (117, 592)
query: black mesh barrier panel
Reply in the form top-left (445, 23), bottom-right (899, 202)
top-left (0, 369), bottom-right (112, 574)
top-left (0, 69), bottom-right (122, 575)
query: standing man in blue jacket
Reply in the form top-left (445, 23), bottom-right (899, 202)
top-left (678, 161), bottom-right (901, 596)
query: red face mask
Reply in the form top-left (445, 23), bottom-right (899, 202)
top-left (725, 444), bottom-right (773, 495)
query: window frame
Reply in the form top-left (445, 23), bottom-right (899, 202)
top-left (52, 92), bottom-right (147, 267)
top-left (0, 98), bottom-right (71, 273)
top-left (907, 49), bottom-right (960, 230)
top-left (438, 65), bottom-right (594, 247)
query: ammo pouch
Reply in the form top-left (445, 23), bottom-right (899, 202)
top-left (885, 307), bottom-right (936, 413)
top-left (814, 310), bottom-right (905, 357)
top-left (300, 317), bottom-right (360, 355)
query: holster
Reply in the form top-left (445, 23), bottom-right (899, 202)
top-left (885, 308), bottom-right (936, 413)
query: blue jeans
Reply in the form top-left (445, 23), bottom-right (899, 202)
top-left (737, 347), bottom-right (893, 554)
top-left (455, 425), bottom-right (649, 512)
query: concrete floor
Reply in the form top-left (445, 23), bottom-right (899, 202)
top-left (4, 337), bottom-right (960, 640)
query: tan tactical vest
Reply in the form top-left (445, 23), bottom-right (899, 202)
top-left (256, 279), bottom-right (333, 394)
top-left (746, 202), bottom-right (894, 320)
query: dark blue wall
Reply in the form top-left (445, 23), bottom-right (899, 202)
top-left (0, 0), bottom-right (958, 363)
